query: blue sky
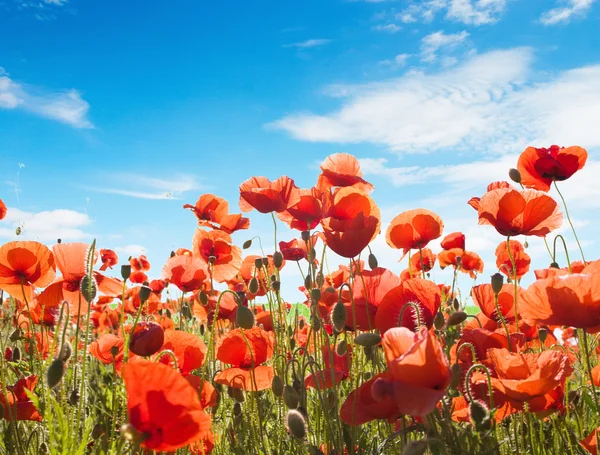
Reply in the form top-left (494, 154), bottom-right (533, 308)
top-left (1, 0), bottom-right (599, 301)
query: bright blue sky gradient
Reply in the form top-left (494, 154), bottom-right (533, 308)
top-left (1, 0), bottom-right (599, 300)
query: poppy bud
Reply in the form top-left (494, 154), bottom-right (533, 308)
top-left (231, 387), bottom-right (245, 403)
top-left (524, 240), bottom-right (529, 249)
top-left (4, 347), bottom-right (13, 362)
top-left (550, 262), bottom-right (560, 269)
top-left (10, 329), bottom-right (21, 342)
top-left (310, 288), bottom-right (321, 302)
top-left (538, 328), bottom-right (548, 344)
top-left (304, 275), bottom-right (312, 289)
top-left (508, 168), bottom-right (522, 184)
top-left (181, 303), bottom-right (192, 320)
top-left (272, 280), bottom-right (281, 292)
top-left (311, 315), bottom-right (322, 332)
top-left (298, 318), bottom-right (305, 330)
top-left (243, 239), bottom-right (253, 249)
top-left (170, 250), bottom-right (176, 258)
top-left (449, 363), bottom-right (462, 389)
top-left (236, 305), bottom-right (255, 329)
top-left (402, 441), bottom-right (428, 455)
top-left (290, 338), bottom-right (296, 350)
top-left (38, 442), bottom-right (49, 455)
top-left (110, 345), bottom-right (120, 358)
top-left (12, 347), bottom-right (21, 361)
top-left (233, 402), bottom-right (242, 417)
top-left (433, 311), bottom-right (445, 330)
top-left (368, 253), bottom-right (378, 270)
top-left (354, 332), bottom-right (381, 347)
top-left (59, 341), bottom-right (72, 362)
top-left (286, 409), bottom-right (307, 439)
top-left (452, 297), bottom-right (460, 311)
top-left (80, 275), bottom-right (97, 302)
top-left (199, 324), bottom-right (205, 336)
top-left (138, 284), bottom-right (152, 304)
top-left (272, 375), bottom-right (284, 397)
top-left (129, 321), bottom-right (165, 357)
top-left (199, 290), bottom-right (209, 306)
top-left (469, 400), bottom-right (492, 432)
top-left (262, 257), bottom-right (269, 267)
top-left (336, 340), bottom-right (347, 356)
top-left (491, 273), bottom-right (504, 295)
top-left (273, 251), bottom-right (284, 269)
top-left (69, 389), bottom-right (80, 406)
top-left (292, 378), bottom-right (303, 396)
top-left (283, 385), bottom-right (299, 409)
top-left (331, 302), bottom-right (346, 333)
top-left (121, 265), bottom-right (132, 281)
top-left (254, 257), bottom-right (263, 269)
top-left (120, 423), bottom-right (144, 443)
top-left (249, 277), bottom-right (259, 294)
top-left (301, 230), bottom-right (311, 242)
top-left (446, 311), bottom-right (468, 327)
top-left (315, 272), bottom-right (324, 288)
top-left (47, 358), bottom-right (66, 389)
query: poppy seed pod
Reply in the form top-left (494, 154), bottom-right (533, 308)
top-left (236, 305), bottom-right (255, 329)
top-left (331, 302), bottom-right (347, 333)
top-left (550, 262), bottom-right (560, 269)
top-left (538, 328), bottom-right (548, 344)
top-left (10, 328), bottom-right (21, 342)
top-left (286, 409), bottom-right (307, 439)
top-left (59, 341), bottom-right (72, 362)
top-left (138, 284), bottom-right (152, 303)
top-left (249, 277), bottom-right (259, 294)
top-left (470, 400), bottom-right (492, 432)
top-left (47, 358), bottom-right (66, 389)
top-left (272, 375), bottom-right (284, 397)
top-left (254, 257), bottom-right (263, 269)
top-left (283, 385), bottom-right (299, 409)
top-left (12, 347), bottom-right (21, 361)
top-left (208, 255), bottom-right (216, 264)
top-left (433, 311), bottom-right (445, 330)
top-left (336, 340), bottom-right (348, 356)
top-left (301, 230), bottom-right (311, 242)
top-left (402, 441), bottom-right (428, 455)
top-left (446, 311), bottom-right (468, 327)
top-left (368, 252), bottom-right (378, 270)
top-left (129, 321), bottom-right (165, 357)
top-left (508, 168), bottom-right (522, 184)
top-left (121, 264), bottom-right (132, 281)
top-left (80, 275), bottom-right (97, 302)
top-left (491, 273), bottom-right (504, 295)
top-left (354, 332), bottom-right (381, 347)
top-left (243, 239), bottom-right (253, 249)
top-left (272, 280), bottom-right (281, 292)
top-left (273, 251), bottom-right (283, 269)
top-left (310, 288), bottom-right (321, 302)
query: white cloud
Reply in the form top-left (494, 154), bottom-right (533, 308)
top-left (283, 39), bottom-right (332, 49)
top-left (380, 53), bottom-right (411, 68)
top-left (446, 0), bottom-right (507, 25)
top-left (0, 71), bottom-right (92, 128)
top-left (0, 207), bottom-right (91, 242)
top-left (87, 173), bottom-right (202, 200)
top-left (540, 0), bottom-right (596, 25)
top-left (373, 24), bottom-right (401, 33)
top-left (114, 244), bottom-right (148, 257)
top-left (269, 48), bottom-right (600, 154)
top-left (421, 30), bottom-right (470, 62)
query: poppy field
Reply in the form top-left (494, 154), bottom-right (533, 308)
top-left (1, 145), bottom-right (599, 455)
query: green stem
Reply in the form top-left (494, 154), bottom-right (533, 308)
top-left (554, 181), bottom-right (586, 263)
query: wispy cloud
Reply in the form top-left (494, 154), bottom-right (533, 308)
top-left (269, 48), bottom-right (600, 154)
top-left (540, 0), bottom-right (596, 25)
top-left (380, 53), bottom-right (411, 68)
top-left (0, 68), bottom-right (92, 128)
top-left (0, 207), bottom-right (91, 242)
top-left (87, 173), bottom-right (202, 200)
top-left (396, 0), bottom-right (507, 25)
top-left (283, 39), bottom-right (332, 49)
top-left (372, 24), bottom-right (401, 33)
top-left (420, 30), bottom-right (470, 62)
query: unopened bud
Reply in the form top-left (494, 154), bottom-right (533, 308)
top-left (491, 273), bottom-right (504, 295)
top-left (47, 358), bottom-right (66, 389)
top-left (243, 239), bottom-right (252, 249)
top-left (283, 385), bottom-right (299, 409)
top-left (331, 302), bottom-right (347, 333)
top-left (434, 311), bottom-right (445, 330)
top-left (310, 288), bottom-right (321, 302)
top-left (199, 290), bottom-right (209, 306)
top-left (80, 275), bottom-right (98, 302)
top-left (262, 257), bottom-right (269, 267)
top-left (272, 376), bottom-right (284, 397)
top-left (368, 253), bottom-right (378, 270)
top-left (446, 311), bottom-right (468, 327)
top-left (336, 340), bottom-right (348, 356)
top-left (236, 305), bottom-right (255, 329)
top-left (469, 400), bottom-right (492, 432)
top-left (231, 387), bottom-right (245, 403)
top-left (508, 168), bottom-right (522, 184)
top-left (272, 280), bottom-right (281, 292)
top-left (301, 231), bottom-right (311, 242)
top-left (550, 262), bottom-right (560, 269)
top-left (121, 265), bottom-right (132, 281)
top-left (59, 341), bottom-right (72, 362)
top-left (254, 257), bottom-right (263, 269)
top-left (286, 409), bottom-right (307, 439)
top-left (354, 332), bottom-right (381, 347)
top-left (304, 275), bottom-right (312, 289)
top-left (450, 363), bottom-right (462, 389)
top-left (12, 347), bottom-right (21, 361)
top-left (69, 389), bottom-right (80, 406)
top-left (248, 277), bottom-right (259, 294)
top-left (273, 251), bottom-right (283, 269)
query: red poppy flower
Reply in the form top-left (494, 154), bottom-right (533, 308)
top-left (129, 321), bottom-right (165, 357)
top-left (468, 181), bottom-right (512, 211)
top-left (239, 175), bottom-right (300, 214)
top-left (375, 278), bottom-right (442, 335)
top-left (186, 375), bottom-right (219, 409)
top-left (0, 241), bottom-right (56, 303)
top-left (316, 153), bottom-right (374, 194)
top-left (581, 427), bottom-right (600, 455)
top-left (0, 199), bottom-right (6, 220)
top-left (123, 361), bottom-right (212, 452)
top-left (386, 209), bottom-right (443, 257)
top-left (517, 145), bottom-right (588, 192)
top-left (437, 249), bottom-right (484, 279)
top-left (192, 229), bottom-right (242, 283)
top-left (340, 373), bottom-right (402, 426)
top-left (495, 240), bottom-right (530, 280)
top-left (214, 327), bottom-right (274, 391)
top-left (158, 330), bottom-right (207, 376)
top-left (341, 267), bottom-right (401, 331)
top-left (441, 232), bottom-right (465, 251)
top-left (474, 187), bottom-right (562, 237)
top-left (534, 260), bottom-right (589, 280)
top-left (321, 187), bottom-right (381, 259)
top-left (521, 273), bottom-right (600, 330)
top-left (99, 249), bottom-right (118, 271)
top-left (374, 327), bottom-right (450, 417)
top-left (37, 243), bottom-right (123, 315)
top-left (279, 238), bottom-right (308, 262)
top-left (0, 375), bottom-right (42, 421)
top-left (89, 334), bottom-right (126, 370)
top-left (471, 283), bottom-right (521, 323)
top-left (305, 343), bottom-right (352, 389)
top-left (277, 187), bottom-right (328, 231)
top-left (162, 255), bottom-right (209, 293)
top-left (408, 248), bottom-right (436, 274)
top-left (184, 193), bottom-right (250, 233)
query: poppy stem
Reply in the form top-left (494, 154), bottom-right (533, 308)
top-left (418, 248), bottom-right (426, 279)
top-left (554, 181), bottom-right (586, 263)
top-left (552, 235), bottom-right (572, 273)
top-left (493, 292), bottom-right (513, 352)
top-left (505, 237), bottom-right (519, 330)
top-left (465, 363), bottom-right (495, 410)
top-left (543, 237), bottom-right (553, 261)
top-left (581, 329), bottom-right (600, 413)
